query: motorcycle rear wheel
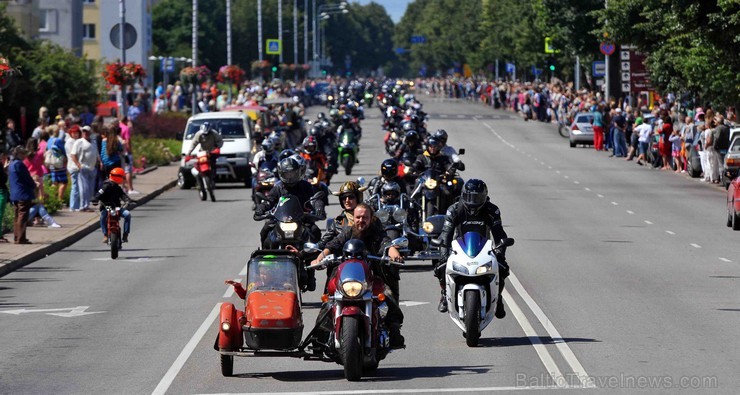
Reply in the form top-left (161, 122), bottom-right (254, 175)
top-left (110, 232), bottom-right (119, 260)
top-left (220, 354), bottom-right (233, 377)
top-left (464, 290), bottom-right (481, 347)
top-left (340, 316), bottom-right (363, 381)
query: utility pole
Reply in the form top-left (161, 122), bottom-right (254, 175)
top-left (604, 0), bottom-right (610, 103)
top-left (226, 0), bottom-right (232, 65)
top-left (258, 0), bottom-right (263, 62)
top-left (278, 0), bottom-right (283, 64)
top-left (192, 0), bottom-right (198, 115)
top-left (304, 0), bottom-right (308, 65)
top-left (119, 0), bottom-right (127, 118)
top-left (294, 0), bottom-right (298, 74)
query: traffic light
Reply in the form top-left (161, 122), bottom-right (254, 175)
top-left (321, 69), bottom-right (327, 76)
top-left (271, 66), bottom-right (278, 72)
top-left (547, 56), bottom-right (556, 72)
top-left (549, 64), bottom-right (555, 72)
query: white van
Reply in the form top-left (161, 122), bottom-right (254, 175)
top-left (178, 112), bottom-right (253, 189)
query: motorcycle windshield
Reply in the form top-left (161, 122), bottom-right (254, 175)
top-left (338, 260), bottom-right (368, 283)
top-left (272, 195), bottom-right (304, 222)
top-left (259, 160), bottom-right (277, 173)
top-left (247, 258), bottom-right (299, 294)
top-left (457, 232), bottom-right (487, 258)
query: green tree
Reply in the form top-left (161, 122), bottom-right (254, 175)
top-left (594, 0), bottom-right (740, 108)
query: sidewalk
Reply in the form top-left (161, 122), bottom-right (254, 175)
top-left (0, 165), bottom-right (179, 277)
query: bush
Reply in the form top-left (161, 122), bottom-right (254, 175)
top-left (2, 203), bottom-right (12, 234)
top-left (131, 136), bottom-right (180, 167)
top-left (43, 178), bottom-right (67, 214)
top-left (132, 112), bottom-right (189, 139)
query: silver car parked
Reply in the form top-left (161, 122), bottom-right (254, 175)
top-left (569, 113), bottom-right (595, 148)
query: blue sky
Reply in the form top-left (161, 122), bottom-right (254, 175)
top-left (352, 0), bottom-right (411, 23)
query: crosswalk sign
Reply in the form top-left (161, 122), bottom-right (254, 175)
top-left (266, 39), bottom-right (281, 55)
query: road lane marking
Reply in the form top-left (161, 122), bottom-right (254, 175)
top-left (596, 194), bottom-right (604, 198)
top-left (719, 257), bottom-right (732, 262)
top-left (152, 303), bottom-right (221, 395)
top-left (665, 231), bottom-right (675, 235)
top-left (690, 243), bottom-right (702, 249)
top-left (503, 288), bottom-right (568, 388)
top-left (626, 210), bottom-right (634, 215)
top-left (584, 188), bottom-right (590, 191)
top-left (644, 220), bottom-right (653, 225)
top-left (509, 273), bottom-right (595, 388)
top-left (199, 386), bottom-right (571, 394)
top-left (223, 279), bottom-right (240, 298)
top-left (573, 181), bottom-right (580, 184)
top-left (399, 301), bottom-right (429, 307)
top-left (239, 261), bottom-right (249, 276)
top-left (611, 202), bottom-right (618, 206)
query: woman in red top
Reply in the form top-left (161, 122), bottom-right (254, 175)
top-left (659, 114), bottom-right (673, 170)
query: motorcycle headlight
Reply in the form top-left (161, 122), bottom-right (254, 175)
top-left (452, 262), bottom-right (469, 274)
top-left (422, 221), bottom-right (435, 233)
top-left (376, 210), bottom-right (390, 223)
top-left (328, 95), bottom-right (334, 101)
top-left (391, 132), bottom-right (397, 139)
top-left (475, 262), bottom-right (492, 274)
top-left (393, 208), bottom-right (407, 222)
top-left (341, 281), bottom-right (365, 298)
top-left (424, 178), bottom-right (438, 189)
top-left (279, 222), bottom-right (298, 238)
top-left (190, 167), bottom-right (199, 177)
top-left (311, 177), bottom-right (319, 185)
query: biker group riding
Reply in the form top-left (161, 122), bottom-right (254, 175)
top-left (215, 80), bottom-right (514, 381)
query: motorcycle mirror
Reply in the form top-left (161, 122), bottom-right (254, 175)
top-left (311, 190), bottom-right (326, 200)
top-left (303, 242), bottom-right (321, 253)
top-left (389, 237), bottom-right (409, 249)
top-left (356, 176), bottom-right (366, 186)
top-left (458, 148), bottom-right (466, 155)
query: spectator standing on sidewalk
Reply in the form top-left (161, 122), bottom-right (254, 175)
top-left (680, 116), bottom-right (696, 173)
top-left (5, 119), bottom-right (22, 154)
top-left (713, 113), bottom-right (731, 180)
top-left (658, 113), bottom-right (674, 170)
top-left (592, 104), bottom-right (605, 151)
top-left (46, 128), bottom-right (68, 203)
top-left (0, 151), bottom-right (9, 242)
top-left (119, 117), bottom-right (139, 195)
top-left (65, 125), bottom-right (82, 211)
top-left (101, 124), bottom-right (124, 179)
top-left (70, 126), bottom-right (99, 211)
top-left (611, 108), bottom-right (628, 157)
top-left (704, 118), bottom-right (719, 182)
top-left (8, 146), bottom-right (35, 244)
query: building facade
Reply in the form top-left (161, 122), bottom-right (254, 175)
top-left (3, 0), bottom-right (41, 41)
top-left (38, 0), bottom-right (83, 57)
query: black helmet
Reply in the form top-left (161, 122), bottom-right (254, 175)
top-left (317, 112), bottom-right (326, 120)
top-left (381, 181), bottom-right (401, 201)
top-left (461, 179), bottom-right (488, 214)
top-left (261, 139), bottom-right (275, 155)
top-left (427, 137), bottom-right (442, 153)
top-left (433, 129), bottom-right (448, 145)
top-left (309, 125), bottom-right (322, 137)
top-left (342, 239), bottom-right (367, 261)
top-left (401, 121), bottom-right (414, 132)
top-left (303, 136), bottom-right (317, 153)
top-left (380, 158), bottom-right (398, 179)
top-left (405, 130), bottom-right (419, 144)
top-left (278, 148), bottom-right (296, 161)
top-left (277, 156), bottom-right (304, 186)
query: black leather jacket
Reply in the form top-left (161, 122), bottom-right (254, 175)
top-left (411, 151), bottom-right (454, 175)
top-left (366, 176), bottom-right (408, 198)
top-left (439, 200), bottom-right (508, 258)
top-left (258, 180), bottom-right (326, 220)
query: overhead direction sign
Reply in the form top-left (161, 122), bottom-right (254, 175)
top-left (266, 39), bottom-right (282, 55)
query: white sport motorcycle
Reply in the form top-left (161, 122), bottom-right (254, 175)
top-left (441, 232), bottom-right (514, 347)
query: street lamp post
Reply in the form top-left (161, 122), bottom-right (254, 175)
top-left (313, 2), bottom-right (347, 77)
top-left (192, 0), bottom-right (198, 115)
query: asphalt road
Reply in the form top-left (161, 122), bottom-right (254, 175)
top-left (0, 99), bottom-right (736, 394)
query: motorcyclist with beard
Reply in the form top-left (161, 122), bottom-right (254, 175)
top-left (433, 129), bottom-right (465, 170)
top-left (311, 203), bottom-right (406, 348)
top-left (256, 155), bottom-right (326, 291)
top-left (436, 179), bottom-right (509, 318)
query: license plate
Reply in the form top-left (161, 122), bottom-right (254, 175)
top-left (216, 156), bottom-right (228, 163)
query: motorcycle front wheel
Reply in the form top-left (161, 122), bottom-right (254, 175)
top-left (203, 174), bottom-right (216, 202)
top-left (220, 354), bottom-right (233, 377)
top-left (341, 155), bottom-right (353, 175)
top-left (340, 316), bottom-right (363, 381)
top-left (197, 176), bottom-right (207, 201)
top-left (464, 290), bottom-right (481, 347)
top-left (110, 232), bottom-right (119, 260)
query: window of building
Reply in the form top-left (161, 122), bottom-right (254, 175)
top-left (83, 24), bottom-right (96, 39)
top-left (39, 9), bottom-right (51, 32)
top-left (83, 0), bottom-right (96, 3)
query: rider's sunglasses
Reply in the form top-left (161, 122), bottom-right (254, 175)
top-left (340, 194), bottom-right (356, 201)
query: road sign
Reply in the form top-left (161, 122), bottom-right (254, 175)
top-left (161, 57), bottom-right (175, 73)
top-left (110, 22), bottom-right (137, 50)
top-left (266, 39), bottom-right (281, 55)
top-left (545, 37), bottom-right (555, 54)
top-left (621, 82), bottom-right (631, 93)
top-left (599, 42), bottom-right (615, 56)
top-left (410, 35), bottom-right (427, 44)
top-left (506, 62), bottom-right (515, 74)
top-left (592, 61), bottom-right (606, 77)
top-left (621, 71), bottom-right (630, 81)
top-left (620, 50), bottom-right (630, 61)
top-left (531, 65), bottom-right (542, 76)
top-left (621, 61), bottom-right (630, 71)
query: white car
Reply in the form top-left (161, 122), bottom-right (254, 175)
top-left (178, 112), bottom-right (253, 189)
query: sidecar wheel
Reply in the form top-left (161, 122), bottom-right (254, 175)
top-left (220, 354), bottom-right (234, 377)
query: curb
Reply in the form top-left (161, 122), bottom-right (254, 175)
top-left (0, 178), bottom-right (177, 278)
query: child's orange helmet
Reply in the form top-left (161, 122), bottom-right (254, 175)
top-left (109, 167), bottom-right (125, 184)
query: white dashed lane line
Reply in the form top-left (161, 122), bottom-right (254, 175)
top-left (691, 243), bottom-right (702, 249)
top-left (626, 210), bottom-right (634, 215)
top-left (644, 220), bottom-right (653, 225)
top-left (597, 194), bottom-right (604, 198)
top-left (719, 257), bottom-right (732, 263)
top-left (611, 202), bottom-right (619, 206)
top-left (665, 231), bottom-right (675, 235)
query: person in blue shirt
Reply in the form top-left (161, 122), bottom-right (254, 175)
top-left (8, 146), bottom-right (37, 244)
